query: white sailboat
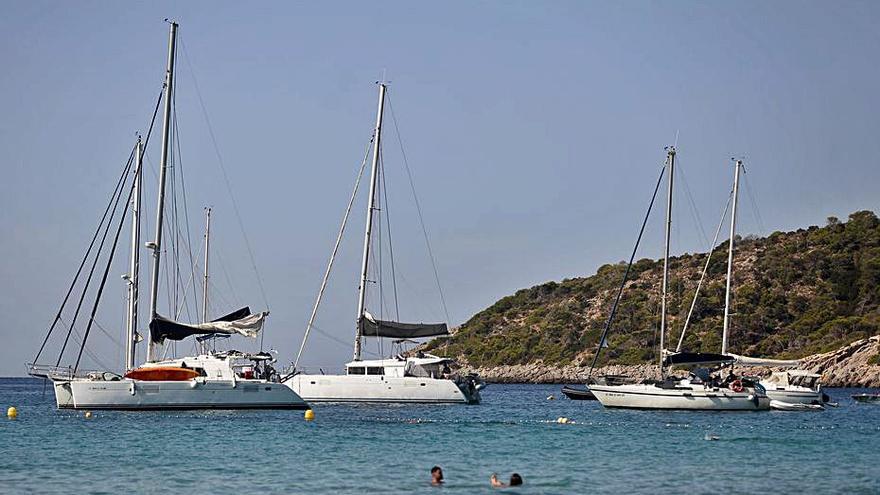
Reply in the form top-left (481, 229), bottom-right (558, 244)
top-left (28, 22), bottom-right (308, 411)
top-left (284, 83), bottom-right (482, 404)
top-left (663, 162), bottom-right (827, 408)
top-left (589, 152), bottom-right (770, 410)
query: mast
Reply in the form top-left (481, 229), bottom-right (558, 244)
top-left (721, 159), bottom-right (742, 355)
top-left (125, 137), bottom-right (143, 371)
top-left (147, 21), bottom-right (178, 362)
top-left (659, 146), bottom-right (675, 366)
top-left (202, 206), bottom-right (211, 323)
top-left (354, 82), bottom-right (387, 361)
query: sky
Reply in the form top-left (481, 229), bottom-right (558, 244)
top-left (1, 1), bottom-right (878, 376)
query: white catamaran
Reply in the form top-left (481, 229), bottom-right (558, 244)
top-left (589, 152), bottom-right (770, 410)
top-left (284, 83), bottom-right (482, 404)
top-left (28, 22), bottom-right (308, 411)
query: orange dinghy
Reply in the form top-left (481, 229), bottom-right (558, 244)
top-left (124, 366), bottom-right (199, 381)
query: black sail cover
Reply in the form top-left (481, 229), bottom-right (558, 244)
top-left (663, 352), bottom-right (735, 368)
top-left (359, 312), bottom-right (448, 339)
top-left (150, 307), bottom-right (268, 343)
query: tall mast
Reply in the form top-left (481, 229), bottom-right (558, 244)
top-left (659, 146), bottom-right (675, 366)
top-left (354, 82), bottom-right (386, 361)
top-left (147, 21), bottom-right (178, 362)
top-left (721, 159), bottom-right (742, 355)
top-left (125, 137), bottom-right (143, 371)
top-left (202, 206), bottom-right (211, 323)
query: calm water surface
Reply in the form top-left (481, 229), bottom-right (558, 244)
top-left (1, 379), bottom-right (878, 494)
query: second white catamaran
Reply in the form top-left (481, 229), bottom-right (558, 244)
top-left (284, 83), bottom-right (482, 404)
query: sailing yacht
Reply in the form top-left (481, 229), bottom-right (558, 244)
top-left (589, 152), bottom-right (770, 410)
top-left (283, 83), bottom-right (482, 404)
top-left (28, 22), bottom-right (308, 411)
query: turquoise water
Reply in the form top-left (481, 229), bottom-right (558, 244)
top-left (1, 378), bottom-right (879, 494)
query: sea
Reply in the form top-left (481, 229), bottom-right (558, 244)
top-left (1, 378), bottom-right (878, 494)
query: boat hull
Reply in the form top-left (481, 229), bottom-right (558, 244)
top-left (561, 385), bottom-right (597, 401)
top-left (590, 383), bottom-right (770, 410)
top-left (852, 393), bottom-right (880, 403)
top-left (62, 378), bottom-right (309, 410)
top-left (287, 374), bottom-right (479, 404)
top-left (763, 388), bottom-right (823, 405)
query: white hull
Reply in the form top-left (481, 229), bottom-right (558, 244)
top-left (287, 374), bottom-right (479, 404)
top-left (590, 383), bottom-right (770, 410)
top-left (60, 378), bottom-right (309, 410)
top-left (763, 388), bottom-right (823, 405)
top-left (770, 400), bottom-right (823, 411)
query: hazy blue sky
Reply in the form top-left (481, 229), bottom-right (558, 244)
top-left (2, 1), bottom-right (878, 375)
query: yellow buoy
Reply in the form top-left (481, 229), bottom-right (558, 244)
top-left (7, 406), bottom-right (17, 419)
top-left (84, 411), bottom-right (93, 419)
top-left (304, 409), bottom-right (315, 421)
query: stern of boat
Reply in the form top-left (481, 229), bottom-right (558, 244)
top-left (455, 373), bottom-right (484, 404)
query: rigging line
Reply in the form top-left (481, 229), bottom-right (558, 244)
top-left (678, 162), bottom-right (710, 250)
top-left (214, 247), bottom-right (241, 304)
top-left (178, 37), bottom-right (270, 314)
top-left (55, 152), bottom-right (135, 367)
top-left (74, 153), bottom-right (139, 372)
top-left (174, 237), bottom-right (204, 320)
top-left (33, 146), bottom-right (135, 365)
top-left (675, 190), bottom-right (733, 353)
top-left (173, 99), bottom-right (201, 323)
top-left (310, 322), bottom-right (382, 358)
top-left (386, 93), bottom-right (450, 323)
top-left (373, 187), bottom-right (385, 357)
top-left (742, 170), bottom-right (766, 235)
top-left (294, 135), bottom-right (374, 369)
top-left (57, 316), bottom-right (113, 372)
top-left (380, 143), bottom-right (401, 321)
top-left (206, 278), bottom-right (233, 313)
top-left (375, 156), bottom-right (383, 320)
top-left (168, 105), bottom-right (180, 318)
top-left (587, 165), bottom-right (666, 379)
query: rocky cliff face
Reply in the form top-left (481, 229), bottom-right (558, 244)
top-left (461, 335), bottom-right (880, 387)
top-left (426, 210), bottom-right (880, 376)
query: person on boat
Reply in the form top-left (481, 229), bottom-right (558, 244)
top-left (490, 473), bottom-right (523, 487)
top-left (431, 466), bottom-right (444, 486)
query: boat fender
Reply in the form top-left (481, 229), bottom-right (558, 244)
top-left (730, 379), bottom-right (744, 393)
top-left (189, 379), bottom-right (198, 389)
top-left (129, 382), bottom-right (136, 396)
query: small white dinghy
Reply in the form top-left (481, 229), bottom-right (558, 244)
top-left (770, 400), bottom-right (824, 411)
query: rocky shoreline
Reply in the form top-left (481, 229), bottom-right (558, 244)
top-left (461, 335), bottom-right (880, 388)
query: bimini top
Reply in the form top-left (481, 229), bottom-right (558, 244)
top-left (359, 312), bottom-right (448, 339)
top-left (149, 307), bottom-right (268, 344)
top-left (663, 352), bottom-right (736, 368)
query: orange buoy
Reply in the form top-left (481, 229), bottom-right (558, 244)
top-left (124, 366), bottom-right (199, 381)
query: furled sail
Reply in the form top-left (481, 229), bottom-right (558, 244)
top-left (727, 353), bottom-right (802, 367)
top-left (149, 307), bottom-right (268, 343)
top-left (359, 311), bottom-right (448, 339)
top-left (662, 352), bottom-right (736, 368)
